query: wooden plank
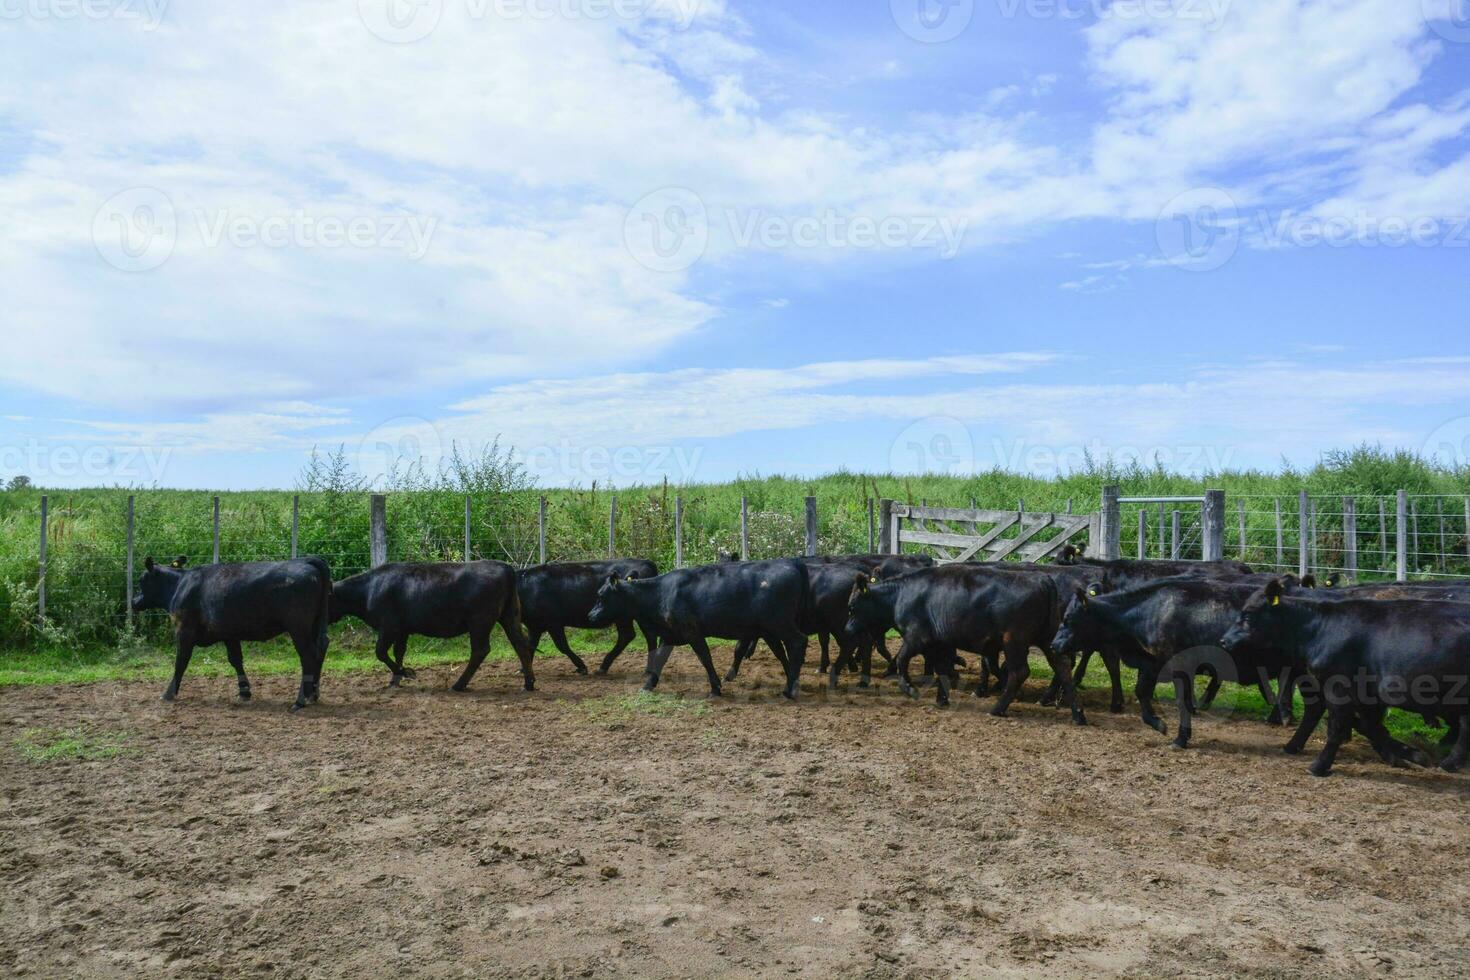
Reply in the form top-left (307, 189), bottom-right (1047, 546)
top-left (538, 496), bottom-right (547, 565)
top-left (675, 496), bottom-right (685, 568)
top-left (804, 496), bottom-right (817, 557)
top-left (464, 494), bottom-right (472, 564)
top-left (1396, 490), bottom-right (1408, 582)
top-left (740, 496), bottom-right (750, 560)
top-left (212, 495), bottom-right (221, 564)
top-left (1343, 496), bottom-right (1357, 579)
top-left (38, 495), bottom-right (47, 624)
top-left (892, 504), bottom-right (1025, 524)
top-left (1019, 519), bottom-right (1093, 561)
top-left (291, 495), bottom-right (299, 559)
top-left (866, 498), bottom-right (875, 554)
top-left (877, 499), bottom-right (891, 555)
top-left (125, 495), bottom-right (135, 629)
top-left (370, 494), bottom-right (387, 568)
top-left (989, 514), bottom-right (1055, 561)
top-left (608, 498), bottom-right (617, 559)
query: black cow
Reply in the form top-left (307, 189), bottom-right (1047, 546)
top-left (517, 559), bottom-right (660, 675)
top-left (723, 554), bottom-right (935, 684)
top-left (329, 560), bottom-right (534, 693)
top-left (847, 565), bottom-right (1084, 721)
top-left (131, 556), bottom-right (332, 711)
top-left (1050, 577), bottom-right (1299, 749)
top-left (588, 559), bottom-right (811, 698)
top-left (1221, 579), bottom-right (1470, 777)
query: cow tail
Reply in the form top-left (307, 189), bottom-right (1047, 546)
top-left (794, 559), bottom-right (813, 633)
top-left (304, 556), bottom-right (333, 659)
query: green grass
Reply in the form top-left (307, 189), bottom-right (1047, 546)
top-left (15, 726), bottom-right (130, 762)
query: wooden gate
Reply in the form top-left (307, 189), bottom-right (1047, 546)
top-left (888, 503), bottom-right (1098, 565)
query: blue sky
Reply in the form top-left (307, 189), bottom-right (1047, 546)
top-left (1, 0), bottom-right (1469, 489)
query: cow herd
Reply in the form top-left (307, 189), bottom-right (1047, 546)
top-left (130, 545), bottom-right (1470, 778)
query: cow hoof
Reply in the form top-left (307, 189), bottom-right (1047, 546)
top-left (574, 666), bottom-right (589, 676)
top-left (161, 690), bottom-right (176, 702)
top-left (987, 706), bottom-right (1008, 718)
top-left (389, 675), bottom-right (402, 688)
top-left (1039, 695), bottom-right (1057, 707)
top-left (780, 689), bottom-right (796, 701)
top-left (1282, 743), bottom-right (1304, 756)
top-left (288, 702), bottom-right (306, 713)
top-left (1168, 740), bottom-right (1189, 751)
top-left (857, 680), bottom-right (870, 689)
top-left (236, 689), bottom-right (252, 703)
top-left (1146, 719), bottom-right (1167, 735)
top-left (596, 667), bottom-right (611, 677)
top-left (523, 682), bottom-right (536, 693)
top-left (1109, 702), bottom-right (1125, 715)
top-left (1308, 763), bottom-right (1333, 778)
top-left (451, 682), bottom-right (470, 693)
top-left (1264, 713), bottom-right (1283, 727)
top-left (399, 667), bottom-right (417, 679)
top-left (1441, 759), bottom-right (1464, 774)
top-left (1072, 715), bottom-right (1088, 727)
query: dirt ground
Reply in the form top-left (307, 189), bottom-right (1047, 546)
top-left (4, 647), bottom-right (1470, 979)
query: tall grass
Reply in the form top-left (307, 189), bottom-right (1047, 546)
top-left (0, 444), bottom-right (1467, 652)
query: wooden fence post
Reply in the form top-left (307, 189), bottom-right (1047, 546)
top-left (125, 495), bottom-right (135, 629)
top-left (538, 496), bottom-right (547, 565)
top-left (1100, 485), bottom-right (1121, 560)
top-left (891, 506), bottom-right (903, 556)
top-left (1136, 509), bottom-right (1146, 559)
top-left (740, 495), bottom-right (750, 560)
top-left (1297, 491), bottom-right (1309, 577)
top-left (878, 499), bottom-right (892, 555)
top-left (608, 497), bottom-right (617, 559)
top-left (1202, 489), bottom-right (1225, 562)
top-left (804, 496), bottom-right (818, 557)
top-left (1237, 498), bottom-right (1247, 562)
top-left (370, 494), bottom-right (387, 568)
top-left (867, 498), bottom-right (876, 553)
top-left (212, 495), bottom-right (221, 564)
top-left (463, 494), bottom-right (472, 563)
top-left (1274, 498), bottom-right (1284, 568)
top-left (291, 494), bottom-right (299, 559)
top-left (1343, 496), bottom-right (1357, 581)
top-left (37, 495), bottom-right (48, 624)
top-left (1396, 490), bottom-right (1408, 582)
top-left (675, 496), bottom-right (685, 568)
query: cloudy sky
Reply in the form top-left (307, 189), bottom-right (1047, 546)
top-left (1, 0), bottom-right (1468, 488)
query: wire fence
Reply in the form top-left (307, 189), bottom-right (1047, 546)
top-left (9, 486), bottom-right (1470, 651)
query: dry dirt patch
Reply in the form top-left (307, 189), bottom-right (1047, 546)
top-left (4, 649), bottom-right (1470, 977)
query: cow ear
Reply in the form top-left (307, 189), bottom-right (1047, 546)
top-left (1075, 585), bottom-right (1089, 607)
top-left (1325, 572), bottom-right (1340, 588)
top-left (855, 573), bottom-right (869, 593)
top-left (605, 573), bottom-right (620, 586)
top-left (144, 556), bottom-right (155, 571)
top-left (1060, 545), bottom-right (1077, 562)
top-left (1300, 574), bottom-right (1317, 589)
top-left (1265, 577), bottom-right (1285, 606)
top-left (171, 556), bottom-right (188, 568)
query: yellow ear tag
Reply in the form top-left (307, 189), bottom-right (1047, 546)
top-left (1270, 595), bottom-right (1280, 607)
top-left (1088, 585), bottom-right (1099, 597)
top-left (625, 574), bottom-right (636, 581)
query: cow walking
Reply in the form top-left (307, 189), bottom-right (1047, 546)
top-left (517, 559), bottom-right (659, 675)
top-left (330, 560), bottom-right (535, 693)
top-left (132, 556), bottom-right (333, 711)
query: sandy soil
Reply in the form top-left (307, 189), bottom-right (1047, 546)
top-left (4, 648), bottom-right (1470, 978)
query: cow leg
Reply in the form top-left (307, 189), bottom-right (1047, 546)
top-left (642, 643), bottom-right (676, 692)
top-left (1284, 691), bottom-right (1327, 755)
top-left (451, 631), bottom-right (494, 693)
top-left (1440, 715), bottom-right (1470, 773)
top-left (393, 637), bottom-right (415, 681)
top-left (725, 638), bottom-right (756, 683)
top-left (779, 632), bottom-right (807, 700)
top-left (1442, 716), bottom-right (1461, 748)
top-left (542, 625), bottom-right (587, 675)
top-left (1308, 703), bottom-right (1354, 777)
top-left (223, 639), bottom-right (251, 702)
top-left (989, 645), bottom-right (1030, 718)
top-left (817, 631), bottom-right (832, 675)
top-left (932, 647), bottom-right (953, 708)
top-left (1170, 671), bottom-right (1197, 749)
top-left (597, 620), bottom-right (636, 674)
top-left (688, 636), bottom-right (724, 697)
top-left (1196, 663), bottom-right (1221, 712)
top-left (1101, 651), bottom-right (1125, 714)
top-left (373, 632), bottom-right (397, 684)
top-left (895, 639), bottom-right (921, 699)
top-left (162, 635), bottom-right (196, 702)
top-left (1355, 707), bottom-right (1434, 769)
top-left (828, 639), bottom-right (860, 690)
top-left (499, 600), bottom-right (537, 692)
top-left (1265, 667), bottom-right (1297, 725)
top-left (287, 631), bottom-right (319, 711)
top-left (1136, 666), bottom-right (1166, 735)
top-left (873, 635), bottom-right (896, 674)
top-left (1046, 650), bottom-right (1086, 726)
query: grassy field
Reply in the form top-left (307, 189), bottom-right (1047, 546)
top-left (2, 444), bottom-right (1468, 651)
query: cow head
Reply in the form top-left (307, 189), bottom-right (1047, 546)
top-left (844, 573), bottom-right (888, 637)
top-left (1057, 544), bottom-right (1086, 566)
top-left (1049, 583), bottom-right (1102, 657)
top-left (1220, 577), bottom-right (1288, 652)
top-left (587, 572), bottom-right (634, 627)
top-left (132, 555), bottom-right (188, 613)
